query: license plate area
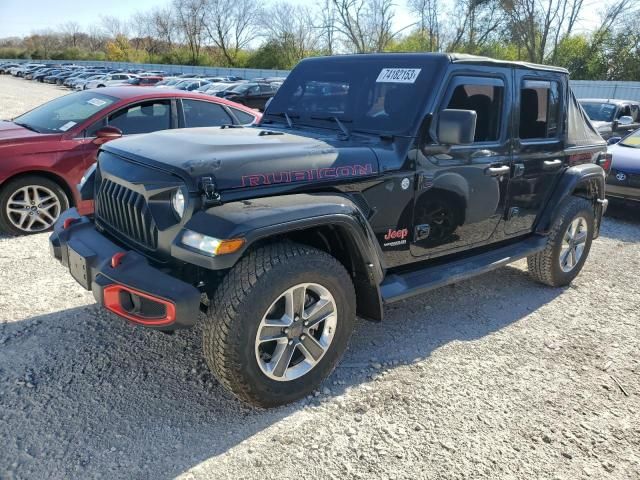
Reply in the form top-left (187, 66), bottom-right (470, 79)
top-left (67, 240), bottom-right (96, 290)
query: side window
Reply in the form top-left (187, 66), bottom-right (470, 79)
top-left (618, 105), bottom-right (631, 118)
top-left (229, 107), bottom-right (257, 125)
top-left (630, 105), bottom-right (639, 121)
top-left (259, 84), bottom-right (273, 94)
top-left (519, 80), bottom-right (561, 139)
top-left (247, 85), bottom-right (260, 95)
top-left (102, 100), bottom-right (171, 135)
top-left (445, 80), bottom-right (504, 143)
top-left (182, 99), bottom-right (233, 127)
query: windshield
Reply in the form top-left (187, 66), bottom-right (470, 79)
top-left (231, 84), bottom-right (250, 93)
top-left (13, 91), bottom-right (117, 133)
top-left (264, 56), bottom-right (440, 134)
top-left (580, 102), bottom-right (617, 122)
top-left (620, 129), bottom-right (640, 148)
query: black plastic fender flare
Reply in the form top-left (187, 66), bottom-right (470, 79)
top-left (535, 163), bottom-right (606, 235)
top-left (171, 193), bottom-right (386, 320)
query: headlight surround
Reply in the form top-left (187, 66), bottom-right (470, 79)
top-left (171, 188), bottom-right (186, 219)
top-left (181, 230), bottom-right (245, 256)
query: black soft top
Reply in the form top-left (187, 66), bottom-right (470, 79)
top-left (300, 53), bottom-right (568, 74)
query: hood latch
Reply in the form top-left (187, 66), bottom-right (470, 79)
top-left (200, 176), bottom-right (221, 206)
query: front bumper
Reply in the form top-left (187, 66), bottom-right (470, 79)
top-left (50, 208), bottom-right (201, 330)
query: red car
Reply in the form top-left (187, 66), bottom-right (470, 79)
top-left (0, 87), bottom-right (261, 235)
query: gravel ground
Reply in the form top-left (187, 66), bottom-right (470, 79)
top-left (0, 75), bottom-right (639, 480)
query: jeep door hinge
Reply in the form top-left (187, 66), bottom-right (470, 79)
top-left (200, 176), bottom-right (221, 206)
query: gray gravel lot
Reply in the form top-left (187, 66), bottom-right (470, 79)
top-left (0, 75), bottom-right (639, 480)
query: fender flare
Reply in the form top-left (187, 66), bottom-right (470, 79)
top-left (171, 193), bottom-right (386, 320)
top-left (535, 163), bottom-right (605, 235)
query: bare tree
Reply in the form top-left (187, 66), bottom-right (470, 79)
top-left (263, 2), bottom-right (321, 65)
top-left (60, 21), bottom-right (83, 48)
top-left (150, 6), bottom-right (178, 52)
top-left (447, 0), bottom-right (503, 53)
top-left (204, 0), bottom-right (261, 66)
top-left (408, 0), bottom-right (440, 51)
top-left (173, 0), bottom-right (208, 64)
top-left (331, 0), bottom-right (405, 53)
top-left (100, 15), bottom-right (130, 39)
top-left (316, 0), bottom-right (338, 54)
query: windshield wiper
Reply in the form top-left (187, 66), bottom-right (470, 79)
top-left (310, 116), bottom-right (352, 138)
top-left (13, 121), bottom-right (42, 133)
top-left (267, 112), bottom-right (299, 128)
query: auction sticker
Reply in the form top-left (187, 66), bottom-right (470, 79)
top-left (59, 121), bottom-right (76, 131)
top-left (87, 98), bottom-right (107, 107)
top-left (376, 68), bottom-right (421, 83)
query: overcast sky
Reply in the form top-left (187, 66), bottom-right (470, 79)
top-left (0, 0), bottom-right (606, 39)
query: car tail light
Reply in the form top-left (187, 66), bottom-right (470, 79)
top-left (597, 152), bottom-right (612, 173)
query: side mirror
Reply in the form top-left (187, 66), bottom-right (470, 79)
top-left (617, 115), bottom-right (633, 126)
top-left (607, 136), bottom-right (622, 145)
top-left (93, 126), bottom-right (122, 145)
top-left (437, 109), bottom-right (477, 146)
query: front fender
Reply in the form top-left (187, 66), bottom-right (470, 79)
top-left (535, 163), bottom-right (606, 235)
top-left (171, 193), bottom-right (385, 282)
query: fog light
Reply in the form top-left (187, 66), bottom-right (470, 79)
top-left (181, 230), bottom-right (245, 256)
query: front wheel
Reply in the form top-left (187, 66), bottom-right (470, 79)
top-left (203, 242), bottom-right (356, 407)
top-left (527, 196), bottom-right (595, 287)
top-left (0, 176), bottom-right (69, 235)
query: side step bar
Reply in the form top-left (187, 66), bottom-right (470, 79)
top-left (381, 236), bottom-right (547, 304)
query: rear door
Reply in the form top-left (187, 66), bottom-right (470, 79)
top-left (411, 71), bottom-right (513, 258)
top-left (504, 71), bottom-right (565, 236)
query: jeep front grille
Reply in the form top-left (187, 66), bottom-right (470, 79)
top-left (95, 179), bottom-right (158, 250)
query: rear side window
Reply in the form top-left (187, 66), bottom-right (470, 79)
top-left (183, 99), bottom-right (233, 127)
top-left (87, 100), bottom-right (171, 136)
top-left (445, 80), bottom-right (504, 143)
top-left (230, 107), bottom-right (257, 125)
top-left (519, 80), bottom-right (561, 139)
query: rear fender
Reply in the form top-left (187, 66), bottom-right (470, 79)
top-left (536, 163), bottom-right (606, 236)
top-left (172, 193), bottom-right (386, 321)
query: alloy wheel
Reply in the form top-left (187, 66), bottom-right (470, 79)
top-left (255, 283), bottom-right (338, 382)
top-left (559, 216), bottom-right (588, 273)
top-left (5, 185), bottom-right (62, 233)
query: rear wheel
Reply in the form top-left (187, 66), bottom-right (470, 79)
top-left (527, 196), bottom-right (594, 287)
top-left (0, 176), bottom-right (69, 235)
top-left (203, 242), bottom-right (356, 407)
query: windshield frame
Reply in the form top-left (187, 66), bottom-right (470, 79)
top-left (262, 56), bottom-right (444, 136)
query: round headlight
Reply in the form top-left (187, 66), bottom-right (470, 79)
top-left (172, 188), bottom-right (186, 218)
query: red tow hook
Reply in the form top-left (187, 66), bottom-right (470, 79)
top-left (63, 218), bottom-right (79, 229)
top-left (111, 252), bottom-right (126, 268)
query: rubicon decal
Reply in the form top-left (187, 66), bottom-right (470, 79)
top-left (240, 164), bottom-right (375, 187)
top-left (383, 228), bottom-right (409, 247)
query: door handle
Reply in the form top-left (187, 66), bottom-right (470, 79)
top-left (485, 165), bottom-right (511, 177)
top-left (543, 159), bottom-right (563, 170)
top-left (471, 149), bottom-right (496, 158)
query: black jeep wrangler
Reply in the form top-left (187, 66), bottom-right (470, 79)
top-left (50, 53), bottom-right (609, 407)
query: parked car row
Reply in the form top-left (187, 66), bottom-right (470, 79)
top-left (0, 62), bottom-right (285, 111)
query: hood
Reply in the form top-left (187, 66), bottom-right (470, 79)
top-left (609, 143), bottom-right (640, 174)
top-left (102, 127), bottom-right (380, 193)
top-left (0, 120), bottom-right (60, 145)
top-left (591, 120), bottom-right (611, 131)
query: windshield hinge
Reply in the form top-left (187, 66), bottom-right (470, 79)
top-left (200, 176), bottom-right (221, 205)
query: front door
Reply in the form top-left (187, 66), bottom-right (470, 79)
top-left (504, 72), bottom-right (566, 236)
top-left (411, 72), bottom-right (512, 258)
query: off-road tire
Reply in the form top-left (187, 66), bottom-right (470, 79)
top-left (527, 196), bottom-right (595, 287)
top-left (0, 176), bottom-right (69, 236)
top-left (203, 242), bottom-right (356, 408)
